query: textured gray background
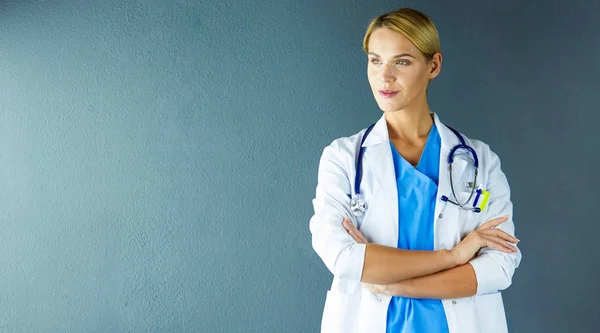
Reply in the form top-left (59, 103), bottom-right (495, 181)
top-left (1, 0), bottom-right (599, 332)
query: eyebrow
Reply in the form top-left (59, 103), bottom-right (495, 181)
top-left (368, 52), bottom-right (416, 59)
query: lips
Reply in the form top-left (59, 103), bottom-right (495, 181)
top-left (379, 90), bottom-right (399, 98)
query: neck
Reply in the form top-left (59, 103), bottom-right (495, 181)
top-left (384, 102), bottom-right (433, 143)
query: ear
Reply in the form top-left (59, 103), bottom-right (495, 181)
top-left (429, 52), bottom-right (442, 79)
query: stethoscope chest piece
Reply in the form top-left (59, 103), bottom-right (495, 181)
top-left (350, 197), bottom-right (367, 217)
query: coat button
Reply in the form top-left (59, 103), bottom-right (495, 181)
top-left (452, 300), bottom-right (457, 305)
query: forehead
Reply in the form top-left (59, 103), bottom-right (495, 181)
top-left (367, 27), bottom-right (419, 56)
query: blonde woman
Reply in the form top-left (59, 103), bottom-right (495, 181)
top-left (309, 8), bottom-right (522, 333)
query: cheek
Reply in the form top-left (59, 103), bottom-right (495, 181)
top-left (397, 72), bottom-right (422, 92)
top-left (366, 70), bottom-right (376, 85)
top-left (367, 77), bottom-right (379, 93)
top-left (407, 68), bottom-right (429, 86)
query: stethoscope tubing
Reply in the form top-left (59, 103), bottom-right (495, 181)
top-left (351, 122), bottom-right (480, 216)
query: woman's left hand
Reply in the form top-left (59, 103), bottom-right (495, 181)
top-left (341, 217), bottom-right (392, 295)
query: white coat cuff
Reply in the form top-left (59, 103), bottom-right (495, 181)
top-left (469, 255), bottom-right (503, 295)
top-left (335, 243), bottom-right (367, 281)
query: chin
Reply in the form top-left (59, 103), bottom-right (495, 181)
top-left (376, 101), bottom-right (402, 113)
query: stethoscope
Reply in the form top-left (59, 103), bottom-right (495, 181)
top-left (350, 123), bottom-right (480, 217)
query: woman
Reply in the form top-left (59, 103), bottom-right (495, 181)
top-left (309, 8), bottom-right (522, 333)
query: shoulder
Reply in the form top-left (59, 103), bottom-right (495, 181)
top-left (465, 136), bottom-right (491, 156)
top-left (453, 129), bottom-right (504, 173)
top-left (448, 126), bottom-right (494, 156)
top-left (314, 126), bottom-right (370, 181)
top-left (320, 126), bottom-right (369, 161)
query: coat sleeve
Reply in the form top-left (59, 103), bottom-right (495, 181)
top-left (309, 140), bottom-right (366, 282)
top-left (468, 145), bottom-right (522, 295)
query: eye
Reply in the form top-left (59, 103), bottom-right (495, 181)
top-left (370, 58), bottom-right (381, 65)
top-left (396, 59), bottom-right (410, 66)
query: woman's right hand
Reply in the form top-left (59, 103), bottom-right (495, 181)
top-left (450, 215), bottom-right (520, 266)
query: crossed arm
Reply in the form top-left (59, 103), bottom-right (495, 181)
top-left (310, 142), bottom-right (521, 300)
top-left (343, 217), bottom-right (509, 299)
top-left (342, 152), bottom-right (521, 299)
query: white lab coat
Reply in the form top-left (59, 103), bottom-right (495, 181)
top-left (309, 112), bottom-right (522, 333)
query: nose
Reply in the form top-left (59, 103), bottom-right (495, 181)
top-left (379, 64), bottom-right (396, 83)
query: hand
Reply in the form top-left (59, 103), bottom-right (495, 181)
top-left (363, 282), bottom-right (391, 295)
top-left (341, 217), bottom-right (368, 244)
top-left (450, 215), bottom-right (520, 266)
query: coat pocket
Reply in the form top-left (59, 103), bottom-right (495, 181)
top-left (457, 191), bottom-right (485, 234)
top-left (320, 290), bottom-right (360, 333)
top-left (443, 296), bottom-right (480, 333)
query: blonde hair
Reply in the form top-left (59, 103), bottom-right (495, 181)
top-left (363, 8), bottom-right (441, 64)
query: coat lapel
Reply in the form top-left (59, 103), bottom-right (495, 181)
top-left (362, 114), bottom-right (399, 238)
top-left (432, 113), bottom-right (469, 249)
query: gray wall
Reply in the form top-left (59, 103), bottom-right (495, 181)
top-left (0, 0), bottom-right (598, 332)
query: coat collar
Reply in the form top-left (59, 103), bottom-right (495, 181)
top-left (361, 112), bottom-right (461, 152)
top-left (359, 112), bottom-right (469, 245)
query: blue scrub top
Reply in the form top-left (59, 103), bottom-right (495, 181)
top-left (386, 124), bottom-right (449, 333)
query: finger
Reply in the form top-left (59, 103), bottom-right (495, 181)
top-left (342, 218), bottom-right (357, 233)
top-left (364, 283), bottom-right (381, 294)
top-left (478, 215), bottom-right (509, 230)
top-left (348, 230), bottom-right (364, 243)
top-left (344, 218), bottom-right (366, 241)
top-left (372, 284), bottom-right (383, 294)
top-left (362, 283), bottom-right (377, 294)
top-left (342, 218), bottom-right (356, 232)
top-left (342, 218), bottom-right (351, 231)
top-left (349, 228), bottom-right (368, 244)
top-left (483, 229), bottom-right (519, 243)
top-left (481, 236), bottom-right (518, 253)
top-left (356, 230), bottom-right (368, 244)
top-left (342, 217), bottom-right (369, 243)
top-left (483, 239), bottom-right (515, 253)
top-left (348, 229), bottom-right (363, 243)
top-left (346, 222), bottom-right (366, 242)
